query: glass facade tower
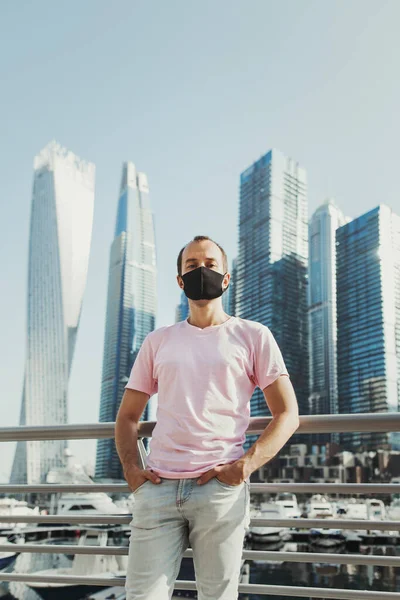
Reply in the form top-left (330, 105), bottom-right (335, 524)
top-left (10, 142), bottom-right (95, 484)
top-left (175, 291), bottom-right (189, 323)
top-left (228, 257), bottom-right (237, 317)
top-left (308, 199), bottom-right (350, 445)
top-left (236, 149), bottom-right (309, 450)
top-left (336, 205), bottom-right (400, 451)
top-left (95, 162), bottom-right (157, 479)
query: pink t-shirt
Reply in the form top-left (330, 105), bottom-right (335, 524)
top-left (125, 316), bottom-right (289, 478)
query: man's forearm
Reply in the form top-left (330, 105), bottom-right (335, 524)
top-left (115, 416), bottom-right (141, 475)
top-left (237, 413), bottom-right (300, 477)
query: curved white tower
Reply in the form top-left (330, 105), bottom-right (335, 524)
top-left (10, 141), bottom-right (95, 484)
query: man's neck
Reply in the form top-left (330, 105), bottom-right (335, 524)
top-left (187, 310), bottom-right (231, 329)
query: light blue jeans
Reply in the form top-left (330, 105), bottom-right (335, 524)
top-left (125, 476), bottom-right (251, 599)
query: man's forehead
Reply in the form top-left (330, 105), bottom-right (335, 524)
top-left (183, 241), bottom-right (221, 263)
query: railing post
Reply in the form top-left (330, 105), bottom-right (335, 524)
top-left (137, 438), bottom-right (147, 470)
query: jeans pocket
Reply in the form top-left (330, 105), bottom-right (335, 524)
top-left (133, 480), bottom-right (150, 494)
top-left (215, 477), bottom-right (243, 489)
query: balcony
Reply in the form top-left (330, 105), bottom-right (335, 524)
top-left (1, 413), bottom-right (400, 598)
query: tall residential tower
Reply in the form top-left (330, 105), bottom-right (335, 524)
top-left (175, 291), bottom-right (189, 323)
top-left (336, 205), bottom-right (400, 451)
top-left (308, 199), bottom-right (350, 445)
top-left (10, 142), bottom-right (95, 484)
top-left (236, 149), bottom-right (309, 449)
top-left (95, 163), bottom-right (157, 479)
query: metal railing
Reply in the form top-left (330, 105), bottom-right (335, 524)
top-left (1, 413), bottom-right (400, 599)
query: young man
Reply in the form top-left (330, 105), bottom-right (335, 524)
top-left (116, 235), bottom-right (299, 600)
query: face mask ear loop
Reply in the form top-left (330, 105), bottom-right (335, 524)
top-left (223, 271), bottom-right (229, 291)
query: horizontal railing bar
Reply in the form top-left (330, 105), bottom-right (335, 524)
top-left (292, 413), bottom-right (400, 434)
top-left (1, 515), bottom-right (399, 530)
top-left (0, 574), bottom-right (398, 599)
top-left (248, 518), bottom-right (400, 530)
top-left (0, 525), bottom-right (102, 532)
top-left (1, 413), bottom-right (400, 442)
top-left (0, 484), bottom-right (129, 493)
top-left (3, 544), bottom-right (400, 567)
top-left (2, 482), bottom-right (400, 494)
top-left (0, 514), bottom-right (129, 524)
top-left (0, 423), bottom-right (117, 442)
top-left (249, 483), bottom-right (400, 493)
top-left (229, 584), bottom-right (400, 599)
top-left (0, 543), bottom-right (124, 555)
top-left (0, 573), bottom-right (118, 586)
top-left (216, 549), bottom-right (400, 567)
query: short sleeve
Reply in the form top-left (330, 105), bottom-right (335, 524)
top-left (125, 334), bottom-right (158, 397)
top-left (252, 326), bottom-right (289, 390)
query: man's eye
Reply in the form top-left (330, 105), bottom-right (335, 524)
top-left (187, 263), bottom-right (216, 268)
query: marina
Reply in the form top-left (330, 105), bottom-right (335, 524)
top-left (1, 487), bottom-right (400, 598)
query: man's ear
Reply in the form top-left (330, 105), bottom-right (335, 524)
top-left (223, 273), bottom-right (230, 290)
top-left (177, 274), bottom-right (184, 290)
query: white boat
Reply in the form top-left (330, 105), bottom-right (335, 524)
top-left (341, 497), bottom-right (374, 539)
top-left (343, 497), bottom-right (368, 521)
top-left (45, 448), bottom-right (131, 518)
top-left (364, 498), bottom-right (397, 538)
top-left (309, 527), bottom-right (346, 547)
top-left (251, 540), bottom-right (296, 565)
top-left (366, 498), bottom-right (386, 521)
top-left (386, 481), bottom-right (400, 534)
top-left (344, 530), bottom-right (363, 544)
top-left (55, 492), bottom-right (130, 516)
top-left (248, 502), bottom-right (290, 542)
top-left (26, 529), bottom-right (125, 600)
top-left (305, 494), bottom-right (335, 519)
top-left (274, 492), bottom-right (301, 521)
top-left (305, 495), bottom-right (345, 546)
top-left (0, 497), bottom-right (40, 530)
top-left (387, 497), bottom-right (400, 520)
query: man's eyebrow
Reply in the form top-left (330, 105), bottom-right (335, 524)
top-left (184, 257), bottom-right (219, 264)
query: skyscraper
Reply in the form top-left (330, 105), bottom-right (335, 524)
top-left (308, 199), bottom-right (350, 445)
top-left (236, 149), bottom-right (309, 450)
top-left (95, 163), bottom-right (157, 480)
top-left (10, 142), bottom-right (95, 484)
top-left (229, 257), bottom-right (238, 316)
top-left (221, 260), bottom-right (233, 315)
top-left (175, 291), bottom-right (189, 323)
top-left (336, 204), bottom-right (400, 451)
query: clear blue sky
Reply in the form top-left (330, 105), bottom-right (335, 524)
top-left (0, 0), bottom-right (399, 481)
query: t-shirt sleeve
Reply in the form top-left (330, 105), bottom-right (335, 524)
top-left (125, 334), bottom-right (158, 397)
top-left (252, 326), bottom-right (290, 390)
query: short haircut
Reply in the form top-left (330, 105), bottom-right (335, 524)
top-left (177, 235), bottom-right (228, 277)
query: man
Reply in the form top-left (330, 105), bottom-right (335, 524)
top-left (116, 235), bottom-right (299, 600)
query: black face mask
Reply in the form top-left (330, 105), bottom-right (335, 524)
top-left (181, 266), bottom-right (228, 300)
